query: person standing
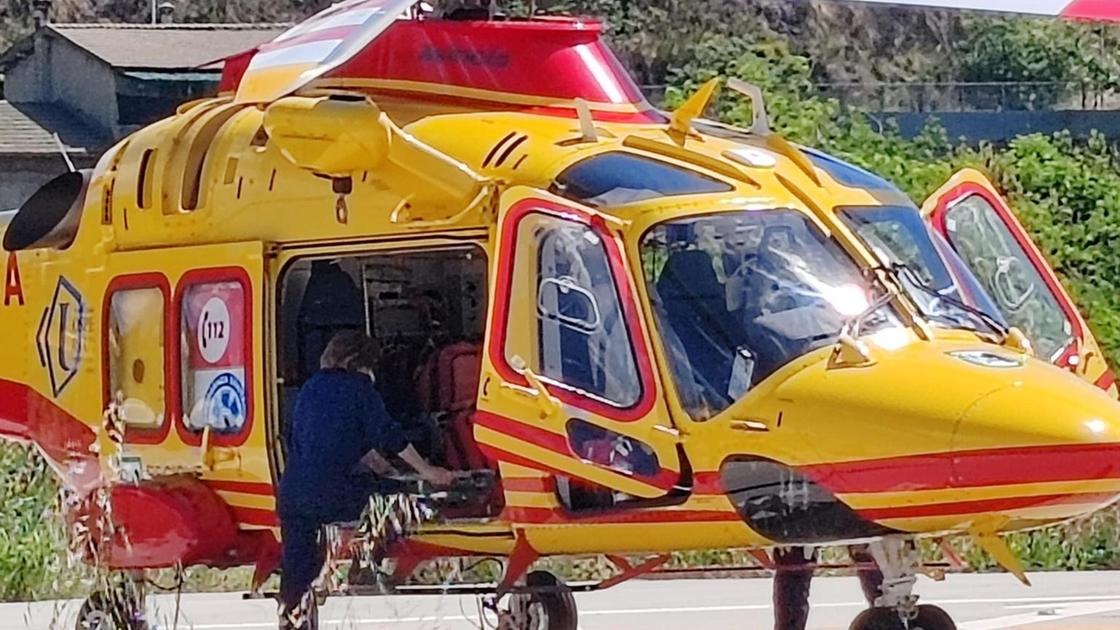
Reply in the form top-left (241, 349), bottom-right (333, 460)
top-left (277, 331), bottom-right (454, 626)
top-left (773, 546), bottom-right (884, 630)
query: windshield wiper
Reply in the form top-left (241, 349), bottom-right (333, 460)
top-left (887, 263), bottom-right (1010, 340)
top-left (843, 288), bottom-right (896, 338)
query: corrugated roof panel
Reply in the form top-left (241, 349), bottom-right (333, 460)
top-left (0, 101), bottom-right (104, 155)
top-left (49, 24), bottom-right (287, 70)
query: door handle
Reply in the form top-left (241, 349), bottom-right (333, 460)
top-left (507, 355), bottom-right (562, 420)
top-left (730, 418), bottom-right (772, 433)
top-left (200, 426), bottom-right (242, 471)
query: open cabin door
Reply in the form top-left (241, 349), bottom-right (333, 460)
top-left (475, 187), bottom-right (684, 503)
top-left (921, 169), bottom-right (1117, 396)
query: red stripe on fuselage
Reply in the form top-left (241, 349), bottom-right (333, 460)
top-left (205, 479), bottom-right (275, 496)
top-left (857, 491), bottom-right (1119, 521)
top-left (803, 442), bottom-right (1120, 495)
top-left (475, 412), bottom-right (679, 491)
top-left (693, 442), bottom-right (1120, 498)
top-left (502, 477), bottom-right (557, 493)
top-left (1096, 370), bottom-right (1117, 392)
top-left (0, 379), bottom-right (32, 441)
top-left (475, 411), bottom-right (572, 455)
top-left (230, 506), bottom-right (280, 528)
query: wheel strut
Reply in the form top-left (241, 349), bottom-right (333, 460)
top-left (848, 538), bottom-right (957, 630)
top-left (867, 537), bottom-right (921, 619)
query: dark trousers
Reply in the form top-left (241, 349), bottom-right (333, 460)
top-left (773, 546), bottom-right (885, 630)
top-left (279, 513), bottom-right (328, 612)
top-left (773, 547), bottom-right (814, 630)
top-left (277, 475), bottom-right (401, 612)
top-left (278, 491), bottom-right (371, 611)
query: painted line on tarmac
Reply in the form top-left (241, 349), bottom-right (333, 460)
top-left (184, 615), bottom-right (627, 628)
top-left (576, 594), bottom-right (1120, 615)
top-left (959, 600), bottom-right (1120, 630)
top-left (179, 596), bottom-right (1120, 628)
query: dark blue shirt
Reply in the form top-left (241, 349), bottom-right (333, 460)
top-left (278, 369), bottom-right (408, 516)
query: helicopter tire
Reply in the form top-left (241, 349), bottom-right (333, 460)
top-left (507, 570), bottom-right (578, 630)
top-left (74, 592), bottom-right (148, 630)
top-left (848, 605), bottom-right (957, 630)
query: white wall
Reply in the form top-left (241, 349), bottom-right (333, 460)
top-left (5, 31), bottom-right (117, 139)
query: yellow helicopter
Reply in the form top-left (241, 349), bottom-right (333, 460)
top-left (2, 1), bottom-right (1119, 629)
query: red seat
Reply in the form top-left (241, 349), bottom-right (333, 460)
top-left (414, 343), bottom-right (490, 471)
top-left (415, 342), bottom-right (481, 414)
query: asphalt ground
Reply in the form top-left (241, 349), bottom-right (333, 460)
top-left (3, 571), bottom-right (1119, 629)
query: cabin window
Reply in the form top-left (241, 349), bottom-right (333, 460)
top-left (180, 277), bottom-right (250, 436)
top-left (839, 205), bottom-right (1007, 338)
top-left (503, 212), bottom-right (641, 408)
top-left (550, 151), bottom-right (732, 207)
top-left (106, 283), bottom-right (168, 432)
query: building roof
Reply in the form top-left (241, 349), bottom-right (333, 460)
top-left (47, 23), bottom-right (287, 70)
top-left (0, 101), bottom-right (105, 155)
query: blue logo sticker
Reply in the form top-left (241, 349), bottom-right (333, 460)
top-left (203, 372), bottom-right (246, 432)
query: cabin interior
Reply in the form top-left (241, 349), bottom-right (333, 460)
top-left (275, 245), bottom-right (503, 518)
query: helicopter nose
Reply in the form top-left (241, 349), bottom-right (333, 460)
top-left (950, 365), bottom-right (1120, 522)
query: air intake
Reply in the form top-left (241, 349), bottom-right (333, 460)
top-left (3, 170), bottom-right (90, 251)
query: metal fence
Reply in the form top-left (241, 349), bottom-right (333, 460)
top-left (641, 82), bottom-right (1120, 112)
top-left (815, 82), bottom-right (1120, 113)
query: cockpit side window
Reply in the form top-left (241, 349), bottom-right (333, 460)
top-left (550, 152), bottom-right (733, 208)
top-left (504, 212), bottom-right (642, 408)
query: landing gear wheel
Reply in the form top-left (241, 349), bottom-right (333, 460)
top-left (848, 605), bottom-right (956, 630)
top-left (507, 571), bottom-right (578, 630)
top-left (910, 605), bottom-right (956, 630)
top-left (74, 591), bottom-right (147, 630)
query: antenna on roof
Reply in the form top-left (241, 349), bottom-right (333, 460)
top-left (726, 79), bottom-right (771, 136)
top-left (575, 99), bottom-right (598, 143)
top-left (52, 133), bottom-right (76, 173)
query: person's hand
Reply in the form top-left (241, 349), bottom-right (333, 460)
top-left (421, 466), bottom-right (456, 488)
top-left (360, 450), bottom-right (396, 476)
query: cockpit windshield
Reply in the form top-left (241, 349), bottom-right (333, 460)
top-left (641, 209), bottom-right (900, 421)
top-left (839, 206), bottom-right (1008, 337)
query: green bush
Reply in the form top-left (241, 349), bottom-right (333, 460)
top-left (0, 443), bottom-right (81, 601)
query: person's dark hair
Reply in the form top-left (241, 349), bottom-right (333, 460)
top-left (320, 330), bottom-right (377, 372)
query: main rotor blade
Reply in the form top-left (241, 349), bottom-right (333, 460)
top-left (235, 0), bottom-right (415, 104)
top-left (826, 0), bottom-right (1120, 22)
